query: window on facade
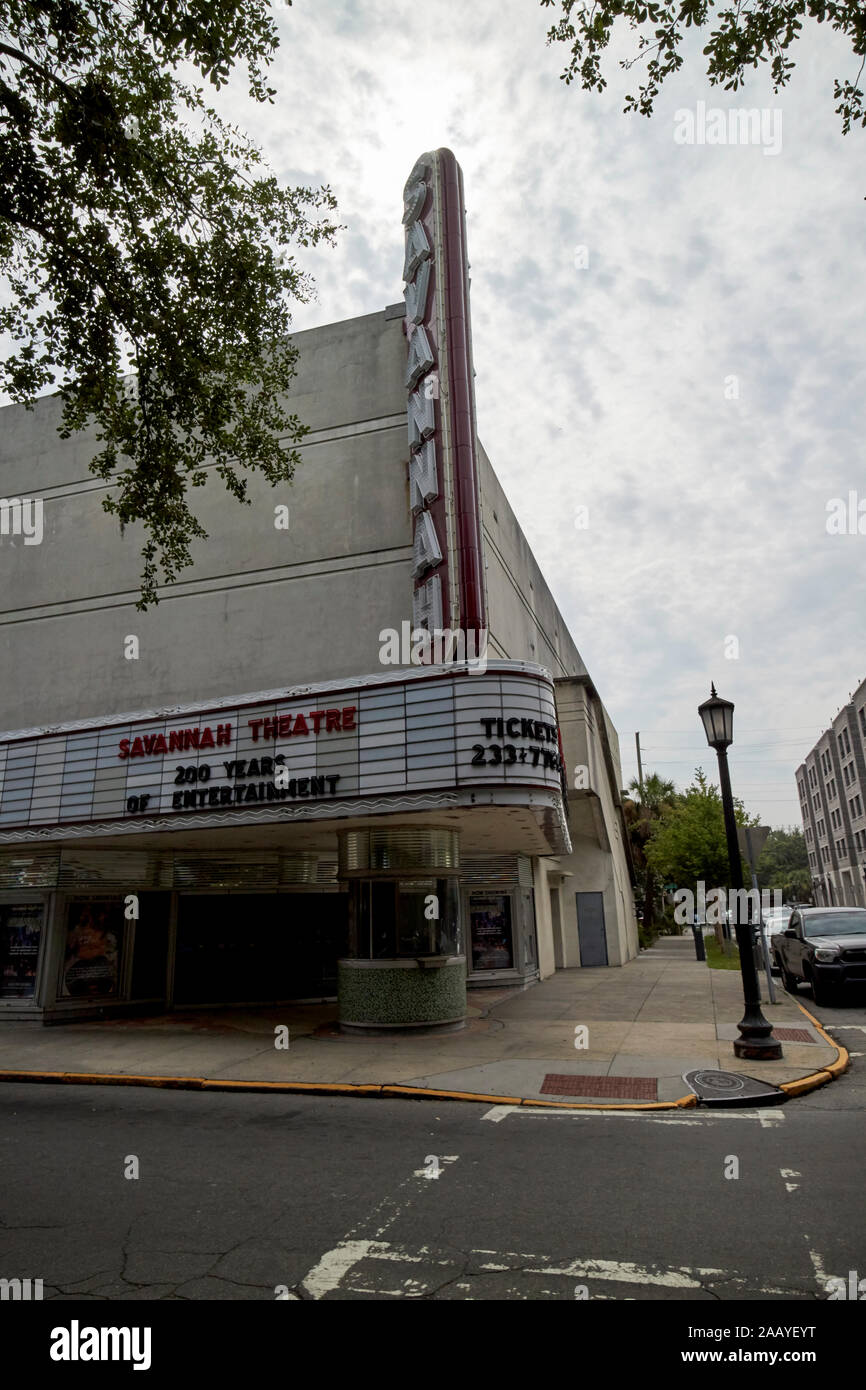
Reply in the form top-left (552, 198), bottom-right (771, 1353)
top-left (350, 878), bottom-right (460, 959)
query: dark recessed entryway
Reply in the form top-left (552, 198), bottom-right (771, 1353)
top-left (173, 893), bottom-right (348, 1005)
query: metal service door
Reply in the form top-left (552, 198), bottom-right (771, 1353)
top-left (576, 892), bottom-right (608, 966)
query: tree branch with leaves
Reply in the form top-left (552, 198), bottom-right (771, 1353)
top-left (540, 0), bottom-right (866, 134)
top-left (0, 0), bottom-right (339, 608)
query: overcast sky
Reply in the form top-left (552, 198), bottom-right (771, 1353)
top-left (213, 2), bottom-right (865, 826)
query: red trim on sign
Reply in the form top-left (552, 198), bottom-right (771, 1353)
top-left (0, 667), bottom-right (554, 747)
top-left (438, 148), bottom-right (486, 635)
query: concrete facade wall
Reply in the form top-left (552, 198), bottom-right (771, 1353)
top-left (555, 679), bottom-right (639, 967)
top-left (0, 310), bottom-right (414, 730)
top-left (476, 443), bottom-right (586, 680)
top-left (532, 856), bottom-right (557, 980)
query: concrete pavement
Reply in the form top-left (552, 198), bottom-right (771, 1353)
top-left (0, 936), bottom-right (846, 1106)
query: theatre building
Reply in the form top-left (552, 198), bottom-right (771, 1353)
top-left (0, 150), bottom-right (638, 1030)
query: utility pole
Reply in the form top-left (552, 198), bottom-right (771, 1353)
top-left (635, 731), bottom-right (643, 795)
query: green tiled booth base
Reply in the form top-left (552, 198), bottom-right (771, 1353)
top-left (337, 957), bottom-right (467, 1029)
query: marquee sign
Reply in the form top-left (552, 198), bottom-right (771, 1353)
top-left (0, 666), bottom-right (566, 843)
top-left (402, 149), bottom-right (486, 639)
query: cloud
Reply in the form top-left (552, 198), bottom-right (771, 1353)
top-left (115, 4), bottom-right (866, 822)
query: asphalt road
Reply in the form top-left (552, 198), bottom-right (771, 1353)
top-left (1, 1053), bottom-right (864, 1304)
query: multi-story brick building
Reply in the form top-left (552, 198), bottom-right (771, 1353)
top-left (797, 677), bottom-right (866, 907)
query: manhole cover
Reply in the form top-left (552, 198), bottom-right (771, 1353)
top-left (693, 1070), bottom-right (745, 1091)
top-left (683, 1069), bottom-right (786, 1107)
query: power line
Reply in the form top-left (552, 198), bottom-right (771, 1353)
top-left (641, 730), bottom-right (821, 737)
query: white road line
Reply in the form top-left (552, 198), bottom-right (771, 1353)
top-left (808, 1248), bottom-right (829, 1290)
top-left (781, 1167), bottom-right (801, 1193)
top-left (301, 1239), bottom-right (812, 1298)
top-left (482, 1104), bottom-right (785, 1126)
top-left (300, 1239), bottom-right (377, 1299)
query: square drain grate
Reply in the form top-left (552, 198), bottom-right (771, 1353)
top-left (770, 1027), bottom-right (816, 1043)
top-left (540, 1074), bottom-right (658, 1100)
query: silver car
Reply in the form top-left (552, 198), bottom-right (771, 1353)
top-left (759, 906), bottom-right (793, 970)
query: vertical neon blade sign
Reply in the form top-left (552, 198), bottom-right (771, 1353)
top-left (404, 149), bottom-right (486, 639)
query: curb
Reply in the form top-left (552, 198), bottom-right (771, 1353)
top-left (0, 1067), bottom-right (700, 1111)
top-left (0, 999), bottom-right (848, 1110)
top-left (775, 1000), bottom-right (851, 1098)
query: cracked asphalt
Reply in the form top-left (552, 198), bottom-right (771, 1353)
top-left (1, 1048), bottom-right (864, 1302)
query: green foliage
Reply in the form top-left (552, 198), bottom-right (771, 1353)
top-left (644, 766), bottom-right (757, 888)
top-left (622, 771), bottom-right (678, 931)
top-left (704, 933), bottom-right (740, 970)
top-left (0, 1), bottom-right (339, 607)
top-left (540, 0), bottom-right (866, 134)
top-left (755, 826), bottom-right (812, 901)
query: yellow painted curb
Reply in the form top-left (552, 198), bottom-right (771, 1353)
top-left (0, 1068), bottom-right (699, 1110)
top-left (776, 1000), bottom-right (850, 1097)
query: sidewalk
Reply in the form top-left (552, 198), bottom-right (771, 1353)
top-left (0, 937), bottom-right (845, 1107)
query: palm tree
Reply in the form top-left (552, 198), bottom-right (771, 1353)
top-left (623, 773), bottom-right (677, 940)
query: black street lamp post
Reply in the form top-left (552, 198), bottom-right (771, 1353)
top-left (698, 685), bottom-right (783, 1062)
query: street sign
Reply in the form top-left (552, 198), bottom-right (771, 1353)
top-left (737, 825), bottom-right (770, 870)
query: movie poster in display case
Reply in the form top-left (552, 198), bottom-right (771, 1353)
top-left (0, 903), bottom-right (44, 998)
top-left (469, 892), bottom-right (513, 970)
top-left (61, 900), bottom-right (123, 998)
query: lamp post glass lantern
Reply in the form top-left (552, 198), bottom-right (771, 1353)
top-left (698, 685), bottom-right (783, 1061)
top-left (698, 684), bottom-right (734, 750)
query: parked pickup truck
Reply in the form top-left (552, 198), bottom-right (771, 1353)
top-left (771, 906), bottom-right (866, 1005)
